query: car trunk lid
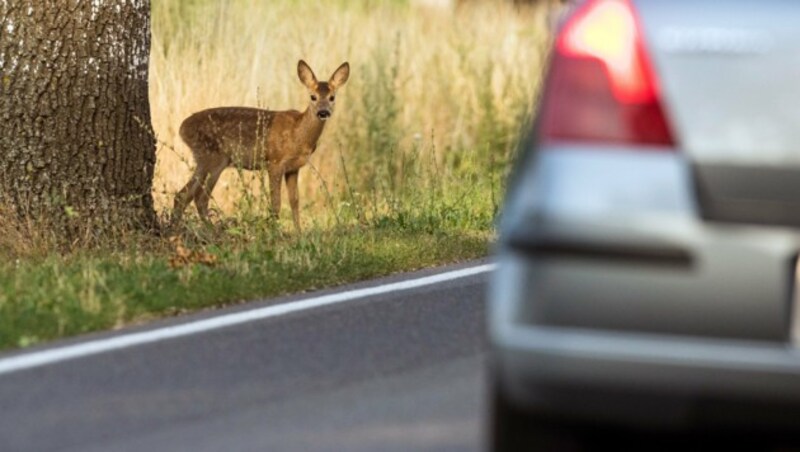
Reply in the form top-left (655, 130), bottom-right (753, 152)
top-left (636, 0), bottom-right (800, 226)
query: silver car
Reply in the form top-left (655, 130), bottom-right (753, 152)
top-left (489, 0), bottom-right (800, 449)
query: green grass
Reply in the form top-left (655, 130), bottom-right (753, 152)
top-left (0, 225), bottom-right (489, 350)
top-left (0, 167), bottom-right (497, 351)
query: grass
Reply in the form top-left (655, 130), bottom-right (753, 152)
top-left (0, 0), bottom-right (551, 351)
top-left (0, 227), bottom-right (489, 349)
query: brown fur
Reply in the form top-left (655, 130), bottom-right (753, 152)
top-left (171, 60), bottom-right (350, 231)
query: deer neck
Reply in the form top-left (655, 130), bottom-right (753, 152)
top-left (298, 107), bottom-right (327, 150)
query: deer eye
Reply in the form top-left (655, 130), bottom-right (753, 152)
top-left (329, 95), bottom-right (335, 102)
top-left (310, 95), bottom-right (318, 101)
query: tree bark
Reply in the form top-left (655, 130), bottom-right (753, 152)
top-left (0, 0), bottom-right (156, 236)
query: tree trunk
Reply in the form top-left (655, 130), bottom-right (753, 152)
top-left (0, 0), bottom-right (156, 236)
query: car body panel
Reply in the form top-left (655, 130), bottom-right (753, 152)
top-left (634, 0), bottom-right (800, 226)
top-left (495, 147), bottom-right (799, 343)
top-left (636, 0), bottom-right (800, 166)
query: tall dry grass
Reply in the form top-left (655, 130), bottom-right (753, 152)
top-left (149, 0), bottom-right (550, 224)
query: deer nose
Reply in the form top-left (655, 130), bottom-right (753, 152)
top-left (317, 110), bottom-right (331, 120)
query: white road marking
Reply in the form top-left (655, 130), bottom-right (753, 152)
top-left (0, 263), bottom-right (495, 376)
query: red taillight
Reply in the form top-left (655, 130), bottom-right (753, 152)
top-left (540, 0), bottom-right (674, 147)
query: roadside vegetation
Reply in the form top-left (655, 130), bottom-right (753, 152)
top-left (0, 0), bottom-right (550, 350)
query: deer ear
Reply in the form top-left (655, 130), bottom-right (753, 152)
top-left (329, 62), bottom-right (350, 89)
top-left (297, 60), bottom-right (318, 89)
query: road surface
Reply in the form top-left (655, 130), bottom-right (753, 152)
top-left (0, 260), bottom-right (492, 452)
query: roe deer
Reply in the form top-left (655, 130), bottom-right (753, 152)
top-left (172, 60), bottom-right (350, 232)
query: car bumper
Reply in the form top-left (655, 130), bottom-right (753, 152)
top-left (493, 323), bottom-right (800, 429)
top-left (498, 321), bottom-right (800, 398)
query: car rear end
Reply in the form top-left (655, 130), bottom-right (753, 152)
top-left (489, 0), bottom-right (800, 448)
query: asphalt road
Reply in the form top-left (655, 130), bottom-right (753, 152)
top-left (0, 259), bottom-right (492, 452)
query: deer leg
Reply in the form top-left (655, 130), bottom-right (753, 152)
top-left (195, 156), bottom-right (229, 221)
top-left (285, 170), bottom-right (301, 233)
top-left (172, 164), bottom-right (208, 227)
top-left (267, 166), bottom-right (283, 222)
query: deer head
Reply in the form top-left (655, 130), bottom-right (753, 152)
top-left (297, 60), bottom-right (350, 122)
